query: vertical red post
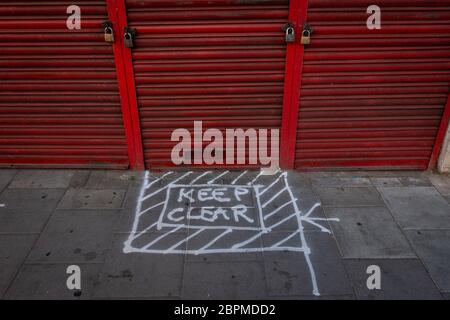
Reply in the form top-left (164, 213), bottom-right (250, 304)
top-left (107, 0), bottom-right (145, 170)
top-left (429, 92), bottom-right (450, 169)
top-left (280, 0), bottom-right (308, 170)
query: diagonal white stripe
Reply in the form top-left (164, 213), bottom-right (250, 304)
top-left (142, 172), bottom-right (193, 201)
top-left (141, 226), bottom-right (183, 251)
top-left (190, 171), bottom-right (212, 185)
top-left (272, 231), bottom-right (301, 248)
top-left (138, 201), bottom-right (165, 217)
top-left (207, 171), bottom-right (229, 184)
top-left (166, 229), bottom-right (203, 252)
top-left (264, 198), bottom-right (297, 220)
top-left (232, 231), bottom-right (265, 249)
top-left (262, 186), bottom-right (288, 208)
top-left (145, 171), bottom-right (173, 189)
top-left (259, 172), bottom-right (286, 196)
top-left (231, 171), bottom-right (248, 185)
top-left (197, 229), bottom-right (233, 252)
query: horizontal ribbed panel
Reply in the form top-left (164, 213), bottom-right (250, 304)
top-left (296, 0), bottom-right (450, 169)
top-left (0, 1), bottom-right (129, 168)
top-left (126, 0), bottom-right (289, 168)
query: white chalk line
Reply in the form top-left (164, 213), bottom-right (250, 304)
top-left (125, 170), bottom-right (340, 296)
top-left (123, 171), bottom-right (150, 250)
top-left (272, 230), bottom-right (301, 248)
top-left (265, 212), bottom-right (298, 231)
top-left (231, 230), bottom-right (266, 249)
top-left (145, 171), bottom-right (173, 189)
top-left (300, 203), bottom-right (321, 218)
top-left (264, 199), bottom-right (298, 221)
top-left (166, 228), bottom-right (203, 252)
top-left (247, 172), bottom-right (262, 185)
top-left (127, 222), bottom-right (159, 244)
top-left (198, 229), bottom-right (233, 252)
top-left (207, 170), bottom-right (229, 184)
top-left (190, 171), bottom-right (212, 185)
top-left (231, 170), bottom-right (248, 185)
top-left (142, 171), bottom-right (193, 201)
top-left (258, 172), bottom-right (287, 196)
top-left (137, 201), bottom-right (165, 217)
top-left (262, 186), bottom-right (288, 208)
top-left (128, 246), bottom-right (307, 255)
top-left (284, 174), bottom-right (320, 296)
top-left (141, 226), bottom-right (183, 251)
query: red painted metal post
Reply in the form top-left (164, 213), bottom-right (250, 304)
top-left (429, 92), bottom-right (450, 169)
top-left (107, 0), bottom-right (145, 170)
top-left (280, 0), bottom-right (308, 170)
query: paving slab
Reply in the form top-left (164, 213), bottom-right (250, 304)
top-left (370, 177), bottom-right (403, 187)
top-left (427, 174), bottom-right (450, 196)
top-left (404, 230), bottom-right (450, 291)
top-left (263, 232), bottom-right (353, 297)
top-left (310, 176), bottom-right (372, 188)
top-left (445, 196), bottom-right (450, 205)
top-left (182, 260), bottom-right (267, 299)
top-left (68, 171), bottom-right (91, 189)
top-left (314, 187), bottom-right (384, 207)
top-left (398, 176), bottom-right (433, 187)
top-left (57, 189), bottom-right (125, 210)
top-left (325, 207), bottom-right (415, 259)
top-left (378, 187), bottom-right (450, 229)
top-left (0, 170), bottom-right (17, 193)
top-left (0, 208), bottom-right (51, 234)
top-left (0, 234), bottom-right (37, 298)
top-left (4, 263), bottom-right (102, 300)
top-left (93, 234), bottom-right (184, 299)
top-left (344, 259), bottom-right (442, 300)
top-left (26, 210), bottom-right (120, 264)
top-left (84, 171), bottom-right (138, 190)
top-left (0, 189), bottom-right (65, 213)
top-left (8, 170), bottom-right (75, 189)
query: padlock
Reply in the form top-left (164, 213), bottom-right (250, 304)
top-left (124, 27), bottom-right (136, 48)
top-left (104, 27), bottom-right (114, 43)
top-left (124, 32), bottom-right (134, 48)
top-left (285, 27), bottom-right (295, 43)
top-left (301, 29), bottom-right (311, 45)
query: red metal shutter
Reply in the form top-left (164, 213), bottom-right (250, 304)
top-left (296, 0), bottom-right (450, 169)
top-left (124, 0), bottom-right (289, 169)
top-left (0, 1), bottom-right (129, 168)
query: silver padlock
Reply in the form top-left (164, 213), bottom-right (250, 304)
top-left (285, 27), bottom-right (295, 43)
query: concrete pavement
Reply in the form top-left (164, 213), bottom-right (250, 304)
top-left (0, 169), bottom-right (449, 300)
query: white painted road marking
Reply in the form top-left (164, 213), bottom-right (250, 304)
top-left (124, 170), bottom-right (340, 297)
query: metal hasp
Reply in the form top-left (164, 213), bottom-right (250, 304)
top-left (124, 27), bottom-right (137, 48)
top-left (102, 20), bottom-right (115, 43)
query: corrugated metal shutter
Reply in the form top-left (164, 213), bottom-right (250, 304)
top-left (125, 0), bottom-right (289, 169)
top-left (0, 1), bottom-right (129, 168)
top-left (296, 0), bottom-right (450, 169)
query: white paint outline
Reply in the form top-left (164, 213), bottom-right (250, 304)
top-left (123, 170), bottom-right (340, 296)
